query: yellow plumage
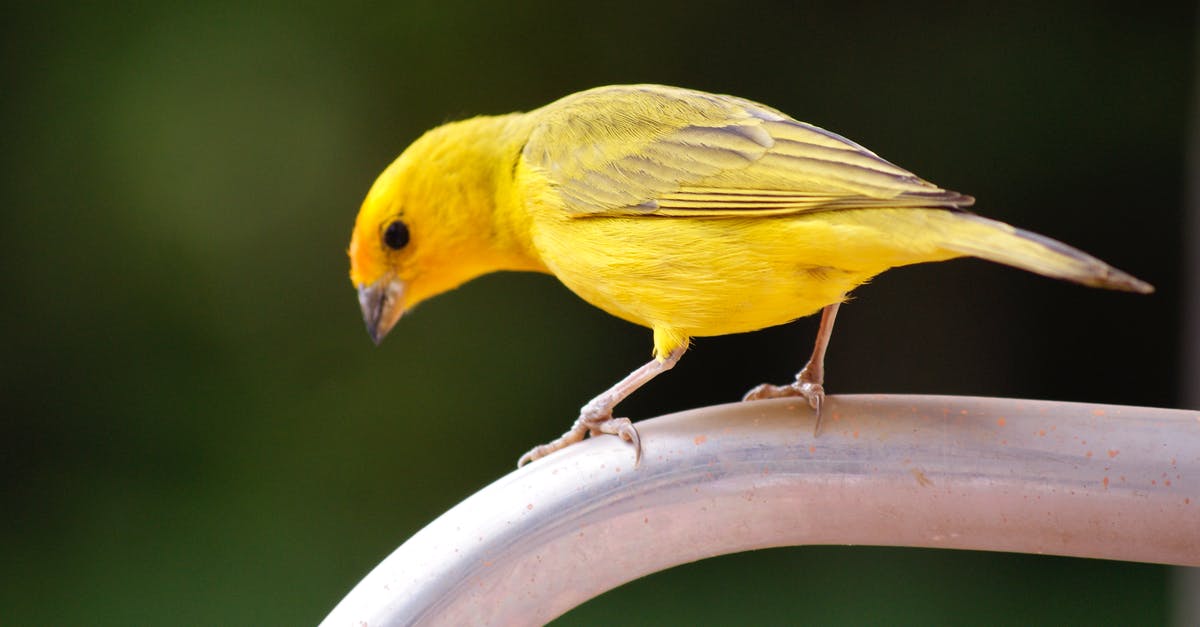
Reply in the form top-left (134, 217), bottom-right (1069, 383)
top-left (348, 84), bottom-right (1151, 465)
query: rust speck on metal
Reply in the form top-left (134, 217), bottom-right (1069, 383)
top-left (911, 469), bottom-right (934, 487)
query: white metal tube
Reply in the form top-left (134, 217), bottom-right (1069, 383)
top-left (322, 395), bottom-right (1200, 626)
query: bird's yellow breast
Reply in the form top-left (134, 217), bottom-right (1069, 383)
top-left (527, 207), bottom-right (960, 357)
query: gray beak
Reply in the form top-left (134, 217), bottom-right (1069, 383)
top-left (357, 278), bottom-right (406, 346)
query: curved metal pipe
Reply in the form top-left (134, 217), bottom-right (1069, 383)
top-left (321, 395), bottom-right (1200, 626)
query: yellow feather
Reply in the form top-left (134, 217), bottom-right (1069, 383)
top-left (347, 84), bottom-right (1152, 452)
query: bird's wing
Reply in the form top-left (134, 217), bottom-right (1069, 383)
top-left (522, 85), bottom-right (973, 217)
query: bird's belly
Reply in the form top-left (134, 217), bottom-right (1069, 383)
top-left (568, 263), bottom-right (865, 337)
top-left (532, 215), bottom-right (905, 338)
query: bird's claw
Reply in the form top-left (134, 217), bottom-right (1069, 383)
top-left (517, 420), bottom-right (587, 467)
top-left (742, 382), bottom-right (786, 402)
top-left (516, 445), bottom-right (549, 468)
top-left (591, 416), bottom-right (642, 466)
top-left (796, 380), bottom-right (824, 413)
top-left (742, 377), bottom-right (826, 435)
top-left (516, 413), bottom-right (642, 467)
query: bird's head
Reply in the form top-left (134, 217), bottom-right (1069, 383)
top-left (348, 132), bottom-right (450, 345)
top-left (348, 117), bottom-right (537, 345)
top-left (348, 167), bottom-right (415, 346)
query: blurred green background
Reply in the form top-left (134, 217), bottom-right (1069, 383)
top-left (2, 2), bottom-right (1193, 624)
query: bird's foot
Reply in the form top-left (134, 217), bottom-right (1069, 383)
top-left (742, 375), bottom-right (825, 435)
top-left (517, 404), bottom-right (642, 467)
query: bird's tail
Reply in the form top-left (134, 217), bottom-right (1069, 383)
top-left (933, 212), bottom-right (1153, 293)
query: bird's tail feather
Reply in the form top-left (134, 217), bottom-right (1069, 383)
top-left (935, 212), bottom-right (1153, 293)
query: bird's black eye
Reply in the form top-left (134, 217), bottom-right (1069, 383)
top-left (383, 220), bottom-right (410, 250)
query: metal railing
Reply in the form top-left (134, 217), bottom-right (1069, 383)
top-left (321, 395), bottom-right (1200, 626)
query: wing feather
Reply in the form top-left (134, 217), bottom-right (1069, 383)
top-left (521, 85), bottom-right (973, 218)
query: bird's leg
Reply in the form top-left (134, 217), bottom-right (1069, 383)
top-left (743, 303), bottom-right (841, 434)
top-left (518, 347), bottom-right (685, 467)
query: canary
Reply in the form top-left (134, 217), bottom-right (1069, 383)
top-left (348, 84), bottom-right (1151, 467)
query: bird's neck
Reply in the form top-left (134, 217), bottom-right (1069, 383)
top-left (460, 112), bottom-right (547, 273)
top-left (408, 112), bottom-right (549, 300)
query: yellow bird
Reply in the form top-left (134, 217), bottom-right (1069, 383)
top-left (348, 84), bottom-right (1151, 466)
